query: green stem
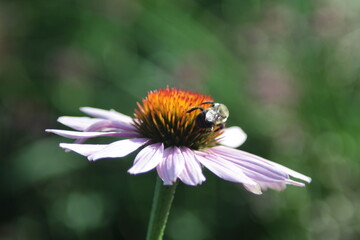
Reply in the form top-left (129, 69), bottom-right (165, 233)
top-left (146, 177), bottom-right (178, 240)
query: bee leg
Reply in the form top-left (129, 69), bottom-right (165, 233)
top-left (214, 123), bottom-right (225, 132)
top-left (199, 129), bottom-right (213, 133)
top-left (201, 101), bottom-right (215, 106)
top-left (186, 107), bottom-right (204, 113)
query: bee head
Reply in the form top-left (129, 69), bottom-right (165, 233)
top-left (214, 103), bottom-right (229, 120)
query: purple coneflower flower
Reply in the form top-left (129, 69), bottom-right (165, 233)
top-left (46, 88), bottom-right (311, 194)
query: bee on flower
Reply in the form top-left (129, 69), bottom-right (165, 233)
top-left (46, 87), bottom-right (311, 194)
top-left (186, 101), bottom-right (229, 132)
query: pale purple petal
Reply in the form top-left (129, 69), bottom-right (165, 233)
top-left (156, 149), bottom-right (172, 184)
top-left (88, 138), bottom-right (150, 161)
top-left (212, 146), bottom-right (311, 183)
top-left (178, 147), bottom-right (205, 186)
top-left (208, 146), bottom-right (311, 192)
top-left (285, 179), bottom-right (306, 187)
top-left (57, 118), bottom-right (140, 144)
top-left (243, 184), bottom-right (263, 194)
top-left (209, 146), bottom-right (288, 182)
top-left (251, 180), bottom-right (303, 192)
top-left (257, 182), bottom-right (287, 191)
top-left (109, 120), bottom-right (138, 131)
top-left (128, 143), bottom-right (164, 174)
top-left (58, 115), bottom-right (137, 132)
top-left (218, 126), bottom-right (247, 148)
top-left (60, 143), bottom-right (107, 157)
top-left (83, 119), bottom-right (136, 132)
top-left (156, 147), bottom-right (185, 185)
top-left (194, 152), bottom-right (259, 187)
top-left (80, 107), bottom-right (133, 123)
top-left (73, 132), bottom-right (142, 145)
top-left (79, 119), bottom-right (110, 132)
top-left (57, 116), bottom-right (104, 131)
top-left (262, 160), bottom-right (312, 183)
top-left (46, 129), bottom-right (140, 139)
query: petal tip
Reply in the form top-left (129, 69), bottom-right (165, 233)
top-left (59, 143), bottom-right (67, 148)
top-left (87, 155), bottom-right (103, 161)
top-left (59, 143), bottom-right (72, 153)
top-left (127, 168), bottom-right (139, 175)
top-left (244, 183), bottom-right (263, 195)
top-left (79, 106), bottom-right (90, 111)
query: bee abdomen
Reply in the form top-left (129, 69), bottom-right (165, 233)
top-left (195, 113), bottom-right (213, 129)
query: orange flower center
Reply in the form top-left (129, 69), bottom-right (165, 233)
top-left (133, 88), bottom-right (223, 150)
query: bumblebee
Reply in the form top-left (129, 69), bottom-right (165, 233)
top-left (186, 101), bottom-right (229, 131)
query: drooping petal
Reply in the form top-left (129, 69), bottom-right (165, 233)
top-left (178, 147), bottom-right (205, 186)
top-left (208, 146), bottom-right (311, 193)
top-left (263, 160), bottom-right (312, 183)
top-left (243, 184), bottom-right (263, 195)
top-left (88, 138), bottom-right (150, 161)
top-left (208, 146), bottom-right (289, 182)
top-left (57, 116), bottom-right (104, 131)
top-left (128, 143), bottom-right (164, 174)
top-left (285, 179), bottom-right (306, 187)
top-left (109, 120), bottom-right (138, 131)
top-left (210, 146), bottom-right (311, 183)
top-left (194, 152), bottom-right (259, 187)
top-left (60, 143), bottom-right (106, 157)
top-left (257, 182), bottom-right (287, 191)
top-left (82, 119), bottom-right (112, 131)
top-left (218, 126), bottom-right (247, 148)
top-left (250, 180), bottom-right (303, 192)
top-left (83, 119), bottom-right (136, 132)
top-left (156, 148), bottom-right (172, 184)
top-left (157, 147), bottom-right (185, 185)
top-left (46, 129), bottom-right (141, 139)
top-left (80, 107), bottom-right (133, 123)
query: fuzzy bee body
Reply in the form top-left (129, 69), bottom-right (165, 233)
top-left (187, 101), bottom-right (229, 131)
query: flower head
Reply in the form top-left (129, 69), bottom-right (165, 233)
top-left (46, 87), bottom-right (311, 194)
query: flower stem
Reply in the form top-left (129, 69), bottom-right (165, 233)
top-left (146, 177), bottom-right (177, 240)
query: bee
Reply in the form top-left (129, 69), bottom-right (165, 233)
top-left (186, 101), bottom-right (229, 132)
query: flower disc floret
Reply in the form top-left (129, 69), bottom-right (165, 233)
top-left (133, 88), bottom-right (222, 150)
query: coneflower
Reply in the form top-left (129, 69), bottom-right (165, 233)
top-left (46, 87), bottom-right (311, 239)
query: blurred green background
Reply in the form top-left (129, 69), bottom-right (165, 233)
top-left (1, 0), bottom-right (360, 239)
